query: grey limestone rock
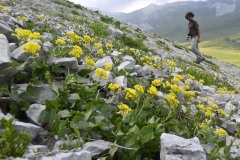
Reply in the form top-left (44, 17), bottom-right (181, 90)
top-left (160, 133), bottom-right (206, 160)
top-left (113, 76), bottom-right (127, 88)
top-left (94, 56), bottom-right (113, 69)
top-left (49, 57), bottom-right (78, 70)
top-left (26, 104), bottom-right (46, 125)
top-left (82, 140), bottom-right (111, 157)
top-left (14, 121), bottom-right (42, 139)
top-left (23, 145), bottom-right (49, 158)
top-left (0, 20), bottom-right (13, 36)
top-left (0, 34), bottom-right (11, 70)
top-left (118, 61), bottom-right (135, 71)
top-left (108, 26), bottom-right (123, 39)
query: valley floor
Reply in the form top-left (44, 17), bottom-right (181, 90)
top-left (180, 40), bottom-right (240, 67)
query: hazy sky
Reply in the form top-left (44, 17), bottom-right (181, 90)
top-left (69, 0), bottom-right (205, 13)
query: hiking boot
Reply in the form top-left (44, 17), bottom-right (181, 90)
top-left (195, 57), bottom-right (205, 64)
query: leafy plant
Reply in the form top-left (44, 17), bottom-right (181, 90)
top-left (71, 10), bottom-right (80, 16)
top-left (0, 118), bottom-right (31, 158)
top-left (121, 35), bottom-right (148, 52)
top-left (88, 22), bottom-right (108, 37)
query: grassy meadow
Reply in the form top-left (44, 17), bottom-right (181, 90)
top-left (179, 39), bottom-right (240, 67)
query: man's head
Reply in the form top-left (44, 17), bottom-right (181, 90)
top-left (185, 11), bottom-right (194, 20)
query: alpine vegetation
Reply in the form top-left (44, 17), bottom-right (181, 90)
top-left (0, 0), bottom-right (240, 159)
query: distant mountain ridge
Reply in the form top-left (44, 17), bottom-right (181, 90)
top-left (108, 0), bottom-right (240, 41)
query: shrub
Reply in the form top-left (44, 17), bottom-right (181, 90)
top-left (0, 118), bottom-right (31, 158)
top-left (121, 35), bottom-right (148, 52)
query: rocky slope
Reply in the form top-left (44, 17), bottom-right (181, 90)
top-left (0, 0), bottom-right (240, 159)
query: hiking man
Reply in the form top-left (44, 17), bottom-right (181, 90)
top-left (185, 11), bottom-right (205, 64)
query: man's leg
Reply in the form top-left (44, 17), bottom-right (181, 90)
top-left (191, 36), bottom-right (204, 63)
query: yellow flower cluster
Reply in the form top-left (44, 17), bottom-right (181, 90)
top-left (22, 42), bottom-right (41, 56)
top-left (172, 74), bottom-right (183, 84)
top-left (199, 79), bottom-right (205, 84)
top-left (15, 29), bottom-right (32, 40)
top-left (70, 77), bottom-right (77, 83)
top-left (125, 88), bottom-right (138, 100)
top-left (152, 79), bottom-right (163, 87)
top-left (134, 84), bottom-right (144, 94)
top-left (95, 68), bottom-right (108, 80)
top-left (55, 39), bottom-right (66, 46)
top-left (17, 16), bottom-right (27, 22)
top-left (37, 14), bottom-right (46, 21)
top-left (104, 63), bottom-right (112, 71)
top-left (29, 32), bottom-right (43, 40)
top-left (85, 56), bottom-right (95, 70)
top-left (140, 56), bottom-right (154, 65)
top-left (57, 24), bottom-right (64, 29)
top-left (106, 43), bottom-right (113, 48)
top-left (184, 81), bottom-right (191, 90)
top-left (71, 35), bottom-right (80, 43)
top-left (187, 74), bottom-right (195, 80)
top-left (217, 109), bottom-right (227, 117)
top-left (163, 81), bottom-right (171, 88)
top-left (108, 83), bottom-right (121, 92)
top-left (209, 104), bottom-right (227, 117)
top-left (117, 104), bottom-right (132, 116)
top-left (197, 104), bottom-right (213, 117)
top-left (94, 43), bottom-right (102, 48)
top-left (69, 45), bottom-right (83, 58)
top-left (165, 93), bottom-right (179, 108)
top-left (166, 60), bottom-right (176, 68)
top-left (83, 35), bottom-right (91, 43)
top-left (0, 5), bottom-right (3, 10)
top-left (147, 85), bottom-right (158, 96)
top-left (213, 128), bottom-right (228, 137)
top-left (66, 32), bottom-right (75, 38)
top-left (184, 90), bottom-right (195, 100)
top-left (119, 48), bottom-right (125, 52)
top-left (170, 84), bottom-right (183, 94)
top-left (217, 87), bottom-right (235, 94)
top-left (97, 48), bottom-right (103, 55)
top-left (199, 119), bottom-right (211, 129)
top-left (2, 7), bottom-right (10, 13)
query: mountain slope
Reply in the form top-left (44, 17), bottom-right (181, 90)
top-left (1, 0), bottom-right (240, 159)
top-left (109, 0), bottom-right (240, 41)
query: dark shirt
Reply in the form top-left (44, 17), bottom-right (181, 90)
top-left (188, 20), bottom-right (199, 37)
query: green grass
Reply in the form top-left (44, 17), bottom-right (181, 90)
top-left (179, 40), bottom-right (240, 67)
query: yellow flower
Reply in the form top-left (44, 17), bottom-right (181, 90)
top-left (29, 32), bottom-right (43, 40)
top-left (0, 5), bottom-right (4, 10)
top-left (187, 74), bottom-right (195, 80)
top-left (37, 14), bottom-right (45, 21)
top-left (106, 43), bottom-right (113, 48)
top-left (210, 104), bottom-right (219, 110)
top-left (97, 48), bottom-right (103, 55)
top-left (3, 8), bottom-right (10, 13)
top-left (108, 83), bottom-right (121, 92)
top-left (119, 48), bottom-right (125, 52)
top-left (165, 93), bottom-right (179, 108)
top-left (152, 79), bottom-right (163, 87)
top-left (199, 79), bottom-right (205, 84)
top-left (66, 32), bottom-right (75, 38)
top-left (217, 109), bottom-right (227, 117)
top-left (71, 35), bottom-right (80, 43)
top-left (184, 81), bottom-right (191, 90)
top-left (104, 63), bottom-right (112, 71)
top-left (55, 39), bottom-right (66, 46)
top-left (130, 48), bottom-right (135, 51)
top-left (197, 104), bottom-right (205, 110)
top-left (69, 45), bottom-right (82, 58)
top-left (85, 56), bottom-right (95, 70)
top-left (213, 128), bottom-right (228, 137)
top-left (15, 29), bottom-right (32, 40)
top-left (184, 91), bottom-right (195, 100)
top-left (117, 104), bottom-right (132, 116)
top-left (125, 88), bottom-right (138, 100)
top-left (17, 16), bottom-right (26, 22)
top-left (170, 84), bottom-right (183, 94)
top-left (134, 84), bottom-right (144, 94)
top-left (22, 42), bottom-right (41, 57)
top-left (167, 60), bottom-right (176, 68)
top-left (199, 119), bottom-right (211, 129)
top-left (57, 24), bottom-right (64, 29)
top-left (95, 68), bottom-right (108, 80)
top-left (83, 35), bottom-right (91, 43)
top-left (147, 85), bottom-right (158, 96)
top-left (94, 43), bottom-right (102, 48)
top-left (163, 81), bottom-right (171, 88)
top-left (204, 107), bottom-right (213, 117)
top-left (172, 74), bottom-right (183, 84)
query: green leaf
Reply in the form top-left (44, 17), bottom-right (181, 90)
top-left (77, 69), bottom-right (92, 77)
top-left (19, 85), bottom-right (38, 101)
top-left (141, 132), bottom-right (153, 144)
top-left (83, 109), bottom-right (92, 121)
top-left (129, 125), bottom-right (140, 133)
top-left (70, 121), bottom-right (94, 130)
top-left (58, 110), bottom-right (71, 118)
top-left (69, 93), bottom-right (80, 101)
top-left (9, 89), bottom-right (18, 101)
top-left (109, 142), bottom-right (118, 158)
top-left (57, 120), bottom-right (71, 138)
top-left (0, 84), bottom-right (8, 97)
top-left (39, 105), bottom-right (59, 125)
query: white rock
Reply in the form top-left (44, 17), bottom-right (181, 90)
top-left (114, 76), bottom-right (127, 88)
top-left (118, 61), bottom-right (135, 71)
top-left (26, 104), bottom-right (46, 125)
top-left (14, 121), bottom-right (42, 139)
top-left (94, 56), bottom-right (113, 69)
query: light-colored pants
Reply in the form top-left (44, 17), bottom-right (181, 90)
top-left (191, 36), bottom-right (204, 60)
